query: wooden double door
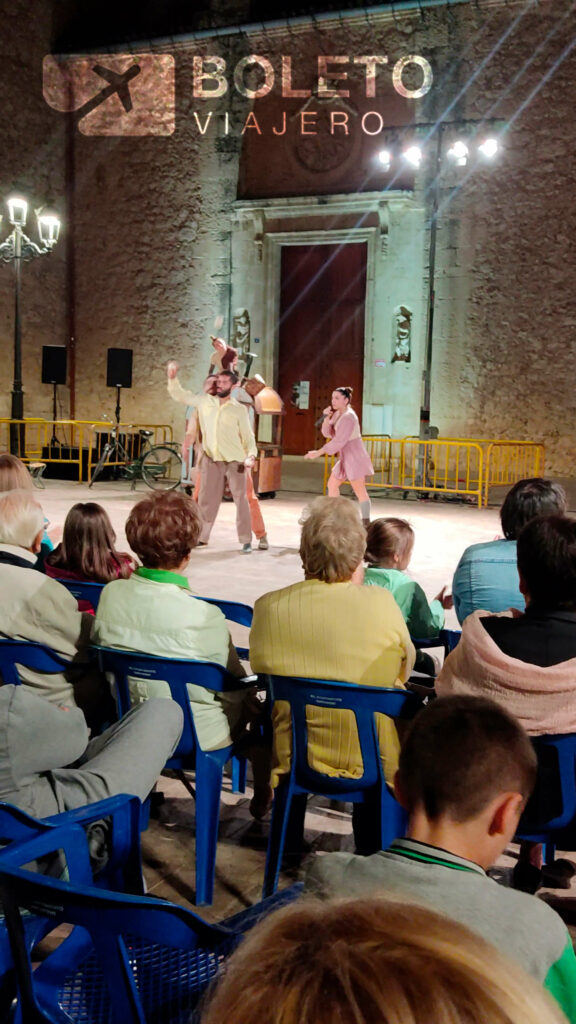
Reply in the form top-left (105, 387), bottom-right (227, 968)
top-left (277, 242), bottom-right (367, 455)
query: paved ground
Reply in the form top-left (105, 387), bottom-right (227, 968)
top-left (31, 471), bottom-right (576, 926)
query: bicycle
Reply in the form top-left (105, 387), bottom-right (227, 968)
top-left (88, 418), bottom-right (183, 490)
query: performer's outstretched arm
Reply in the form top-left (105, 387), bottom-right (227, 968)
top-left (166, 361), bottom-right (203, 406)
top-left (305, 412), bottom-right (354, 459)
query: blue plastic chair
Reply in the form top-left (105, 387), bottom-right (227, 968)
top-left (54, 578), bottom-right (104, 611)
top-left (0, 638), bottom-right (80, 686)
top-left (0, 794), bottom-right (144, 1019)
top-left (412, 628), bottom-right (461, 659)
top-left (262, 676), bottom-right (423, 897)
top-left (197, 597), bottom-right (253, 658)
top-left (94, 645), bottom-right (257, 905)
top-left (0, 824), bottom-right (239, 1024)
top-left (515, 732), bottom-right (576, 866)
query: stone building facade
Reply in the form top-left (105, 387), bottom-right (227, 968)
top-left (1, 0), bottom-right (575, 470)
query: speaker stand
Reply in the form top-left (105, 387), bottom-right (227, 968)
top-left (115, 385), bottom-right (123, 426)
top-left (50, 384), bottom-right (61, 447)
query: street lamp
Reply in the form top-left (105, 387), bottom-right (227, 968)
top-left (0, 194), bottom-right (61, 454)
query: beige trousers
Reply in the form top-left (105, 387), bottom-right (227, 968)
top-left (198, 455), bottom-right (252, 544)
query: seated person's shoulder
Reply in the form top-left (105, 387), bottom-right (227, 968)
top-left (355, 580), bottom-right (404, 609)
top-left (96, 576), bottom-right (133, 606)
top-left (305, 851), bottom-right (360, 896)
top-left (38, 572), bottom-right (84, 609)
top-left (456, 538), bottom-right (515, 565)
top-left (254, 580), bottom-right (307, 610)
top-left (478, 608), bottom-right (522, 640)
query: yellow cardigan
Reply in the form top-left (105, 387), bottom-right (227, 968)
top-left (250, 579), bottom-right (415, 786)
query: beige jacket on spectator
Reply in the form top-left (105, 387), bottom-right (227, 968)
top-left (0, 544), bottom-right (99, 711)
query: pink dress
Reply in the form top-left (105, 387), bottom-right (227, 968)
top-left (321, 408), bottom-right (374, 482)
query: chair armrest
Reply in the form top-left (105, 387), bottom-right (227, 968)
top-left (0, 824), bottom-right (93, 884)
top-left (43, 793), bottom-right (140, 830)
top-left (44, 794), bottom-right (144, 894)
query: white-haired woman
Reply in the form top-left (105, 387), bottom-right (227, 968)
top-left (250, 496), bottom-right (415, 852)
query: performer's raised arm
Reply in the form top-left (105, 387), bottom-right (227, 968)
top-left (166, 360), bottom-right (203, 406)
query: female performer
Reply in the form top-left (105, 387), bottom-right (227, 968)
top-left (304, 386), bottom-right (373, 526)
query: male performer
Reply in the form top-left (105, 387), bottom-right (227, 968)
top-left (167, 361), bottom-right (257, 552)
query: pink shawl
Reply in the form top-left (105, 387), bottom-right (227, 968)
top-left (436, 610), bottom-right (576, 735)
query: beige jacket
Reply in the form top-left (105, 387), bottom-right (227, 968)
top-left (0, 545), bottom-right (101, 712)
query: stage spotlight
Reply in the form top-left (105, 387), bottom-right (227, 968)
top-left (478, 137), bottom-right (499, 159)
top-left (403, 145), bottom-right (422, 168)
top-left (447, 140), bottom-right (469, 166)
top-left (378, 149), bottom-right (392, 171)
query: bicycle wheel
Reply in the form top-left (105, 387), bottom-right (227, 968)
top-left (141, 445), bottom-right (183, 490)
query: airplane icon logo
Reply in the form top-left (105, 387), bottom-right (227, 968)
top-left (43, 54), bottom-right (175, 136)
top-left (79, 63), bottom-right (142, 118)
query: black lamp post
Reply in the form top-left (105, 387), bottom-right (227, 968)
top-left (0, 195), bottom-right (61, 454)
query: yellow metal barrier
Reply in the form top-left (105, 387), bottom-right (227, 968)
top-left (324, 436), bottom-right (545, 508)
top-left (483, 441), bottom-right (545, 506)
top-left (0, 420), bottom-right (173, 483)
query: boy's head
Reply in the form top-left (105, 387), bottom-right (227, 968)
top-left (397, 696), bottom-right (536, 825)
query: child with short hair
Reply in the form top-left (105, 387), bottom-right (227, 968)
top-left (364, 517), bottom-right (452, 675)
top-left (306, 695), bottom-right (576, 1023)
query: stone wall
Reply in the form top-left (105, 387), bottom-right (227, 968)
top-left (2, 1), bottom-right (576, 472)
top-left (422, 0), bottom-right (576, 471)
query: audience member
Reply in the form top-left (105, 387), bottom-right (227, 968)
top-left (0, 490), bottom-right (109, 726)
top-left (437, 515), bottom-right (576, 730)
top-left (0, 452), bottom-right (54, 556)
top-left (306, 696), bottom-right (576, 1022)
top-left (452, 478), bottom-right (567, 624)
top-left (439, 515), bottom-right (576, 892)
top-left (0, 453), bottom-right (34, 492)
top-left (364, 517), bottom-right (452, 676)
top-left (0, 684), bottom-right (182, 821)
top-left (250, 496), bottom-right (415, 850)
top-left (45, 502), bottom-right (134, 609)
top-left (93, 490), bottom-right (271, 816)
top-left (200, 896), bottom-right (566, 1024)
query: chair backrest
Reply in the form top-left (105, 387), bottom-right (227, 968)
top-left (0, 639), bottom-right (73, 686)
top-left (412, 629), bottom-right (461, 657)
top-left (0, 794), bottom-right (144, 1020)
top-left (517, 732), bottom-right (576, 835)
top-left (94, 645), bottom-right (249, 762)
top-left (0, 826), bottom-right (236, 1024)
top-left (266, 675), bottom-right (422, 796)
top-left (198, 598), bottom-right (253, 628)
top-left (197, 598), bottom-right (253, 656)
top-left (54, 579), bottom-right (104, 610)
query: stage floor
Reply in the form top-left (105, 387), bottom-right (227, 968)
top-left (29, 480), bottom-right (576, 927)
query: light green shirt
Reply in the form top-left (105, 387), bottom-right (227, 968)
top-left (364, 566), bottom-right (444, 639)
top-left (93, 571), bottom-right (246, 750)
